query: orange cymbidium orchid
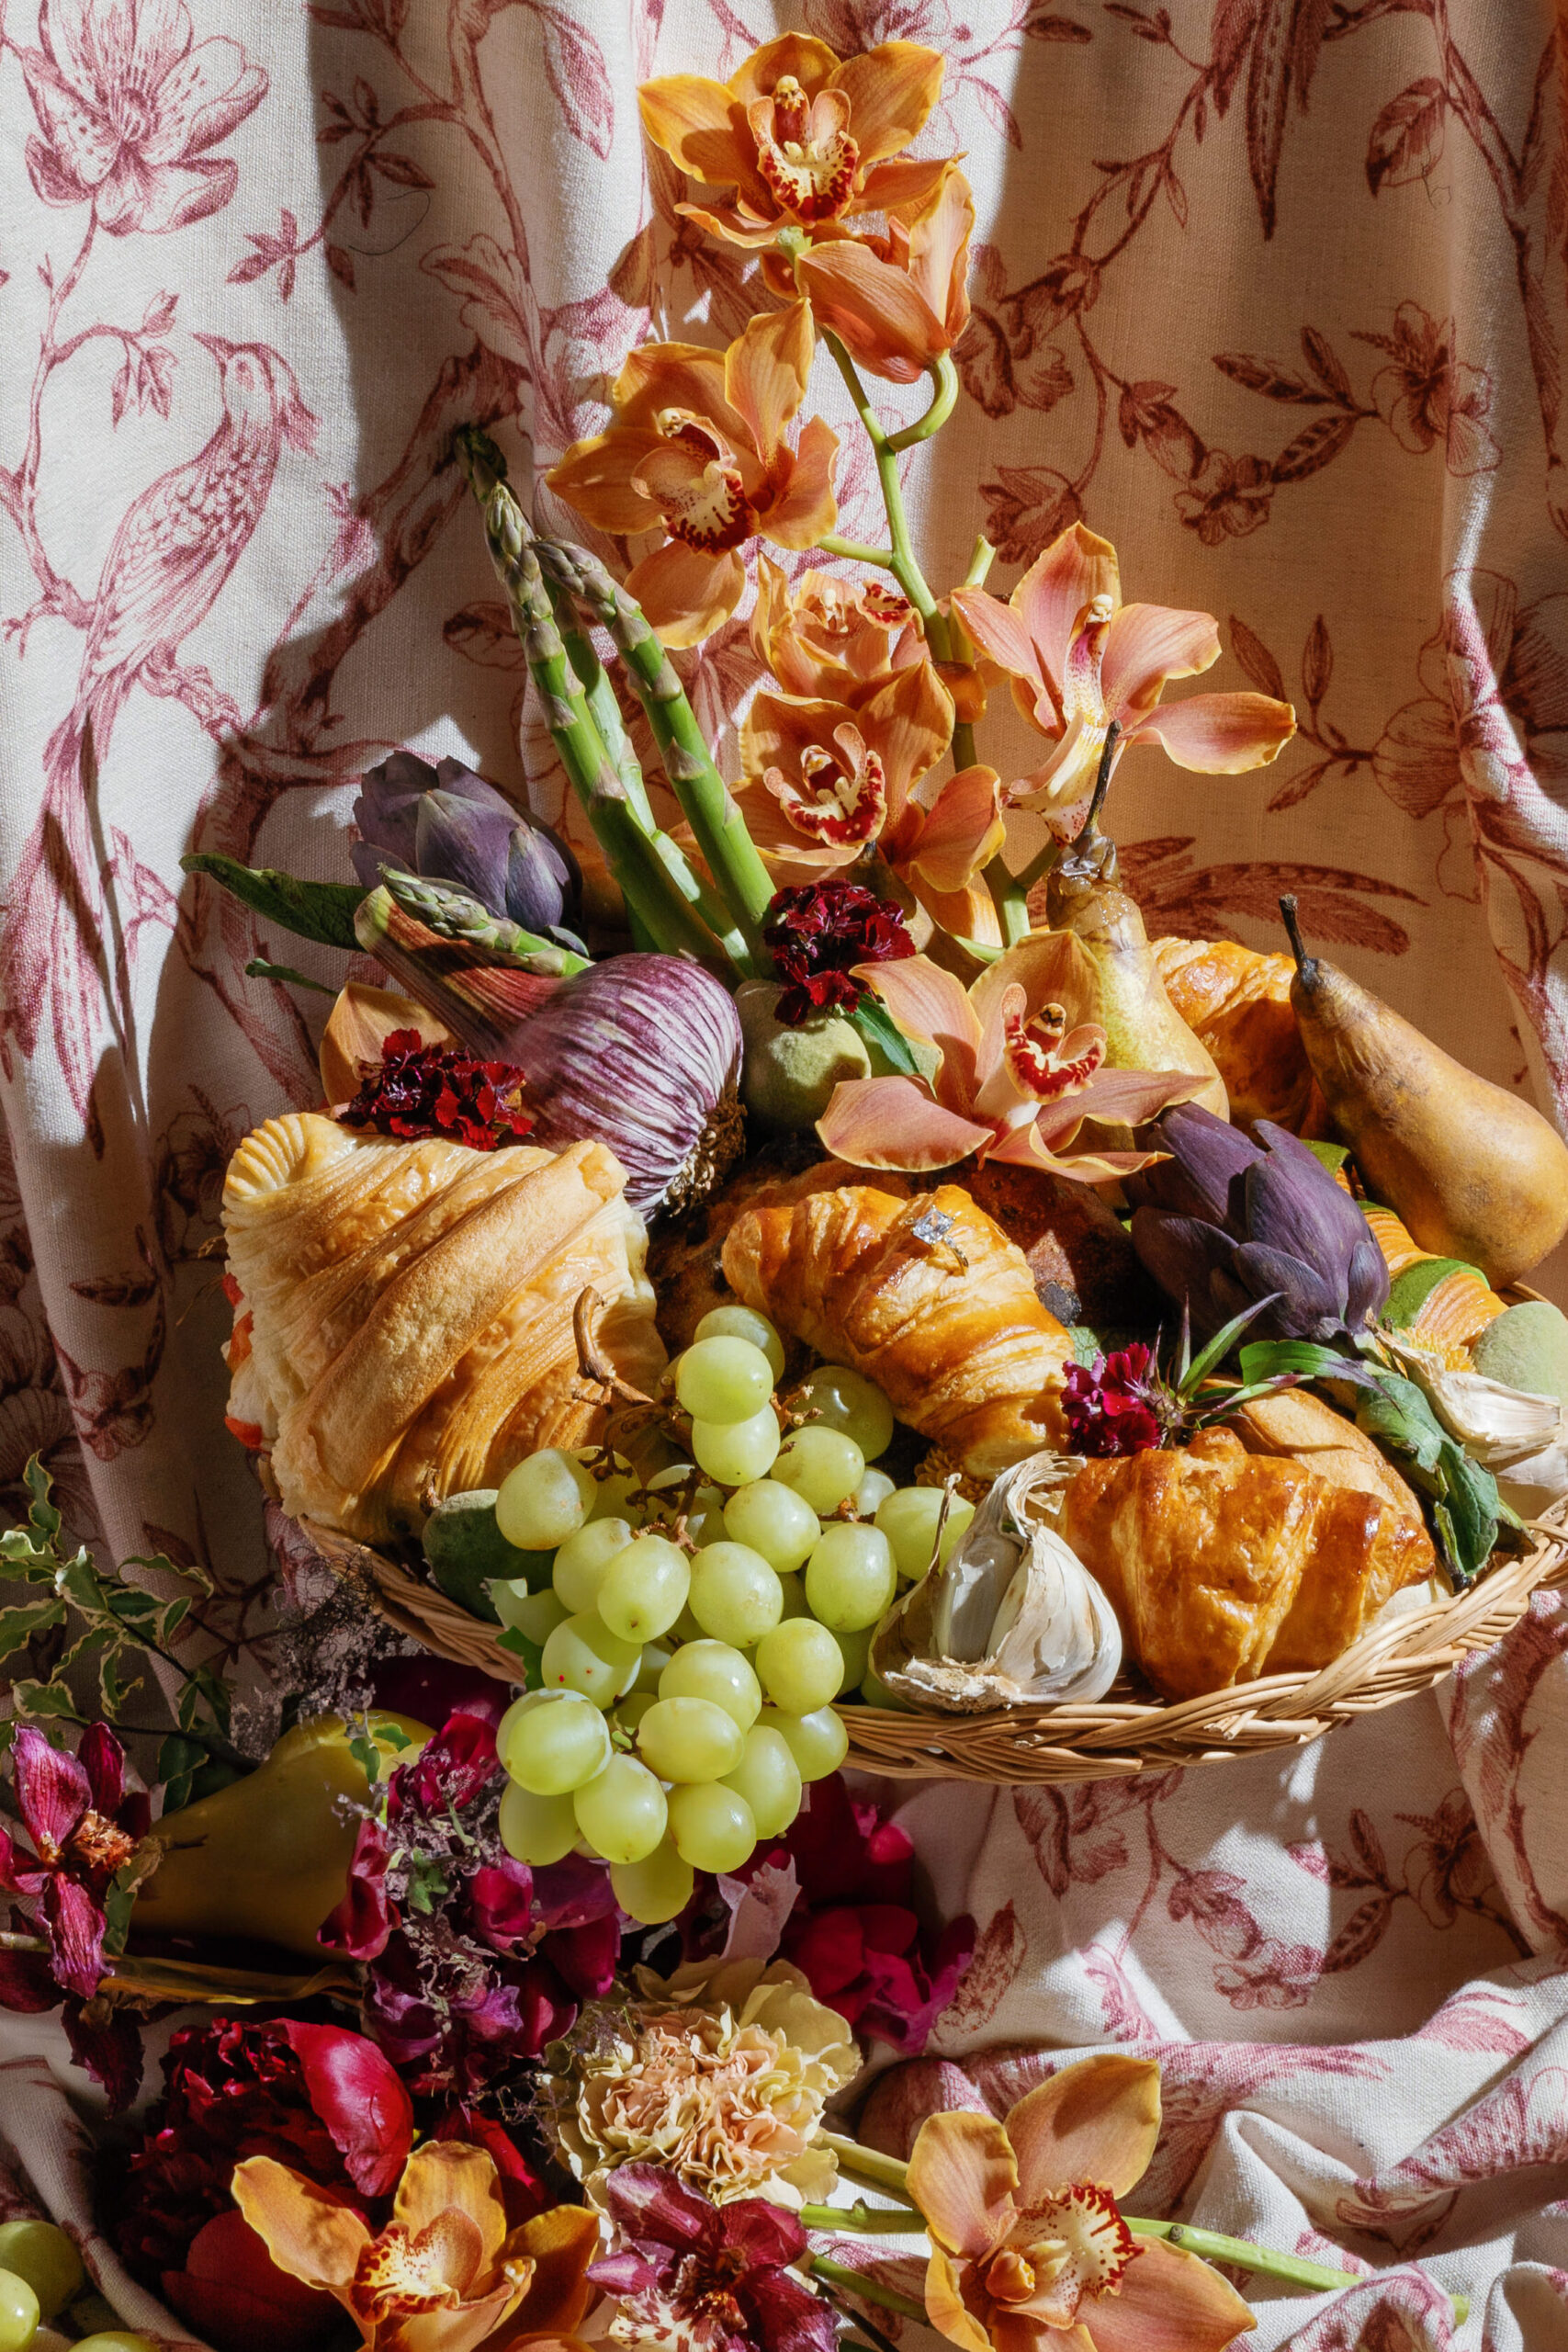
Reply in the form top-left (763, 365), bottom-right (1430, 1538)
top-left (638, 34), bottom-right (952, 254)
top-left (905, 2055), bottom-right (1254, 2352)
top-left (795, 160), bottom-right (976, 385)
top-left (951, 523), bottom-right (1296, 827)
top-left (750, 556), bottom-right (927, 703)
top-left (815, 932), bottom-right (1207, 1182)
top-left (546, 300), bottom-right (837, 648)
top-left (231, 2141), bottom-right (600, 2352)
top-left (738, 658), bottom-right (1005, 917)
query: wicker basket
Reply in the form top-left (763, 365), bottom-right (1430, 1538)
top-left (299, 1510), bottom-right (1568, 1788)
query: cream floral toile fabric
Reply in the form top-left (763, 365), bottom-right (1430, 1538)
top-left (3, 0), bottom-right (1568, 2343)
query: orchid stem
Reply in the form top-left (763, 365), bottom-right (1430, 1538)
top-left (962, 532), bottom-right (998, 588)
top-left (823, 334), bottom-right (938, 627)
top-left (821, 2133), bottom-right (915, 2199)
top-left (886, 353), bottom-right (959, 453)
top-left (1014, 836), bottom-right (1063, 896)
top-left (800, 2202), bottom-right (922, 2233)
top-left (818, 533), bottom-right (900, 570)
top-left (807, 2256), bottom-right (926, 2324)
top-left (1123, 2219), bottom-right (1361, 2295)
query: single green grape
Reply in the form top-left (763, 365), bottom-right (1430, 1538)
top-left (804, 1521), bottom-right (897, 1633)
top-left (667, 1781), bottom-right (757, 1873)
top-left (660, 1639), bottom-right (761, 1730)
top-left (755, 1617), bottom-right (844, 1715)
top-left (611, 1840), bottom-right (695, 1925)
top-left (499, 1690), bottom-right (612, 1795)
top-left (722, 1479), bottom-right (821, 1573)
top-left (833, 1622), bottom-right (874, 1696)
top-left (491, 1582), bottom-right (568, 1643)
top-left (0, 2224), bottom-right (82, 2324)
top-left (695, 1305), bottom-right (785, 1381)
top-left (498, 1780), bottom-right (579, 1864)
top-left (766, 1703), bottom-right (851, 1781)
top-left (0, 2270), bottom-right (38, 2352)
top-left (795, 1363), bottom-right (895, 1459)
top-left (495, 1448), bottom-right (597, 1549)
top-left (574, 1754), bottom-right (669, 1864)
top-left (552, 1517), bottom-right (636, 1614)
top-left (851, 1466), bottom-right (897, 1519)
top-left (676, 1336), bottom-right (776, 1425)
top-left (875, 1485), bottom-right (976, 1582)
top-left (597, 1534), bottom-right (691, 1643)
top-left (688, 1542), bottom-right (784, 1647)
top-left (775, 1571), bottom-right (810, 1621)
top-left (722, 1724), bottom-right (802, 1839)
top-left (692, 1408), bottom-right (782, 1487)
top-left (633, 1639), bottom-right (674, 1694)
top-left (540, 1611), bottom-right (641, 1704)
top-left (773, 1424), bottom-right (864, 1514)
top-left (66, 2339), bottom-right (160, 2352)
top-left (637, 1695), bottom-right (745, 1783)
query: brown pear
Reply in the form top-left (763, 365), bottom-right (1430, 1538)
top-left (1280, 898), bottom-right (1568, 1286)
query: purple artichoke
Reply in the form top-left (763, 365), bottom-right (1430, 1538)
top-left (353, 751), bottom-right (582, 948)
top-left (1124, 1104), bottom-right (1388, 1346)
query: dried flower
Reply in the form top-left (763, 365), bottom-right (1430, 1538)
top-left (0, 1724), bottom-right (146, 2000)
top-left (907, 2056), bottom-right (1253, 2352)
top-left (761, 880), bottom-right (915, 1024)
top-left (232, 2139), bottom-right (599, 2352)
top-left (317, 1705), bottom-right (618, 2098)
top-left (1061, 1347), bottom-right (1166, 1457)
top-left (339, 1031), bottom-right (534, 1151)
top-left (589, 2161), bottom-right (835, 2352)
top-left (548, 1956), bottom-right (859, 2209)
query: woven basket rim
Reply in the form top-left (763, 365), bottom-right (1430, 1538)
top-left (298, 1503), bottom-right (1568, 1787)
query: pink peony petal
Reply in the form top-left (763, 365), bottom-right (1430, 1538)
top-left (280, 2020), bottom-right (414, 2198)
top-left (315, 1817), bottom-right (393, 1961)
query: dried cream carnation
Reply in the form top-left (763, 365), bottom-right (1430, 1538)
top-left (551, 1956), bottom-right (859, 2209)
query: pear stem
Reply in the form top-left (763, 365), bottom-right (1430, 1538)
top-left (1279, 892), bottom-right (1315, 979)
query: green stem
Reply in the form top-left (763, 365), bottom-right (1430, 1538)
top-left (886, 352), bottom-right (959, 453)
top-left (1124, 2221), bottom-right (1360, 2296)
top-left (468, 481), bottom-right (732, 977)
top-left (821, 2133), bottom-right (915, 2199)
top-left (807, 2256), bottom-right (926, 2325)
top-left (962, 533), bottom-right (998, 589)
top-left (824, 334), bottom-right (938, 624)
top-left (536, 537), bottom-right (773, 975)
top-left (799, 2202), bottom-right (922, 2234)
top-left (1014, 835), bottom-right (1063, 896)
top-left (817, 532), bottom-right (899, 570)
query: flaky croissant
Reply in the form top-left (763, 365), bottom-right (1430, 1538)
top-left (1059, 1427), bottom-right (1435, 1698)
top-left (1152, 937), bottom-right (1320, 1132)
top-left (721, 1182), bottom-right (1072, 1476)
top-left (222, 1114), bottom-right (664, 1543)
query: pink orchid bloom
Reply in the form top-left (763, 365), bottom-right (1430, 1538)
top-left (951, 523), bottom-right (1296, 828)
top-left (907, 2054), bottom-right (1254, 2352)
top-left (815, 932), bottom-right (1206, 1182)
top-left (0, 1723), bottom-right (146, 2000)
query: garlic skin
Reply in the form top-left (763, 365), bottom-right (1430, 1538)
top-left (1385, 1337), bottom-right (1568, 1511)
top-left (871, 1456), bottom-right (1122, 1713)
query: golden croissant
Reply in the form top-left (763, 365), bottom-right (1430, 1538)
top-left (721, 1182), bottom-right (1072, 1476)
top-left (1153, 936), bottom-right (1320, 1132)
top-left (222, 1114), bottom-right (664, 1543)
top-left (1059, 1427), bottom-right (1435, 1699)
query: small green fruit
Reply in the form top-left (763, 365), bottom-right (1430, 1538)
top-left (739, 981), bottom-right (870, 1133)
top-left (423, 1490), bottom-right (552, 1620)
top-left (1471, 1299), bottom-right (1568, 1409)
top-left (0, 2222), bottom-right (84, 2321)
top-left (1383, 1256), bottom-right (1486, 1327)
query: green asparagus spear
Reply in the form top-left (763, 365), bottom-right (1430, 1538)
top-left (378, 866), bottom-right (590, 976)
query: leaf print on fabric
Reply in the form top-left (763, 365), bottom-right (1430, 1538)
top-left (1050, 836), bottom-right (1421, 954)
top-left (1336, 2064), bottom-right (1568, 2249)
top-left (929, 1902), bottom-right (1026, 2046)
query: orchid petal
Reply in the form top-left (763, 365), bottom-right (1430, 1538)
top-left (829, 41), bottom-right (944, 162)
top-left (923, 2244), bottom-right (998, 2352)
top-left (1079, 2236), bottom-right (1254, 2352)
top-left (614, 342), bottom-right (739, 435)
top-left (906, 763), bottom-right (1006, 895)
top-left (637, 74), bottom-right (753, 191)
top-left (725, 298), bottom-right (812, 456)
top-left (748, 2260), bottom-right (840, 2352)
top-left (796, 236), bottom-right (946, 386)
top-left (971, 931), bottom-right (1099, 1046)
top-left (913, 874), bottom-right (1004, 947)
top-left (545, 425), bottom-right (666, 535)
top-left (728, 33), bottom-right (840, 103)
top-left (509, 2203), bottom-right (602, 2335)
top-left (1100, 601), bottom-right (1220, 718)
top-left (908, 2109), bottom-right (1018, 2258)
top-left (394, 2142), bottom-right (509, 2272)
top-left (1047, 1067), bottom-right (1209, 1128)
top-left (41, 1873), bottom-right (106, 1999)
top-left (860, 153), bottom-right (953, 211)
top-left (950, 586), bottom-right (1057, 729)
top-left (987, 1126), bottom-right (1168, 1180)
top-left (623, 540), bottom-right (745, 648)
top-left (231, 2156), bottom-right (369, 2296)
top-left (281, 2019), bottom-right (414, 2197)
top-left (13, 1724), bottom-right (89, 1855)
top-left (79, 1721), bottom-right (125, 1818)
top-left (817, 1076), bottom-right (994, 1171)
top-left (1011, 524), bottom-right (1122, 704)
top-left (908, 164), bottom-right (975, 340)
top-left (1007, 2054), bottom-right (1161, 2203)
top-left (858, 953), bottom-right (984, 1108)
top-left (763, 413), bottom-right (840, 548)
top-left (1127, 690), bottom-right (1296, 772)
top-left (857, 656), bottom-right (955, 806)
top-left (604, 2160), bottom-right (717, 2252)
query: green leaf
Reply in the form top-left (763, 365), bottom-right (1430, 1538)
top-left (182, 854), bottom-right (366, 951)
top-left (0, 1599), bottom-right (65, 1663)
top-left (495, 1627), bottom-right (541, 1686)
top-left (1303, 1140), bottom-right (1350, 1177)
top-left (1239, 1340), bottom-right (1358, 1385)
top-left (99, 1647), bottom-right (142, 1718)
top-left (848, 992), bottom-right (923, 1079)
top-left (1355, 1374), bottom-right (1444, 1474)
top-left (155, 1596), bottom-right (192, 1645)
top-left (245, 957), bottom-right (339, 996)
top-left (1184, 1295), bottom-right (1280, 1392)
top-left (9, 1679), bottom-right (84, 1723)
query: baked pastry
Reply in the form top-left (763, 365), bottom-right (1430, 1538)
top-left (222, 1114), bottom-right (664, 1543)
top-left (1229, 1388), bottom-right (1425, 1514)
top-left (721, 1182), bottom-right (1073, 1476)
top-left (1152, 937), bottom-right (1320, 1132)
top-left (1058, 1427), bottom-right (1434, 1698)
top-left (960, 1159), bottom-right (1159, 1328)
